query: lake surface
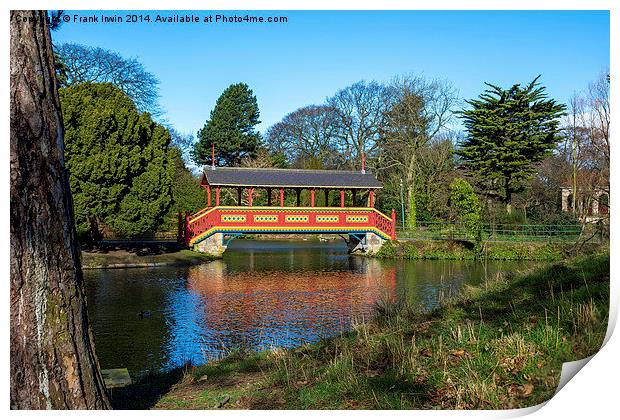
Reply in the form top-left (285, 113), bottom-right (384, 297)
top-left (83, 239), bottom-right (530, 379)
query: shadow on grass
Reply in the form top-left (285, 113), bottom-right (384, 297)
top-left (436, 256), bottom-right (610, 325)
top-left (109, 367), bottom-right (185, 409)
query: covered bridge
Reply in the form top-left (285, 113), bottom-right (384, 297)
top-left (180, 166), bottom-right (396, 256)
top-left (199, 167), bottom-right (383, 207)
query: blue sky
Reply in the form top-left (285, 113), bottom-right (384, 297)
top-left (52, 10), bottom-right (610, 137)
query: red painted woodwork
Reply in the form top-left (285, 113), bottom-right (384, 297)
top-left (340, 190), bottom-right (345, 207)
top-left (206, 185), bottom-right (212, 207)
top-left (215, 187), bottom-right (220, 206)
top-left (310, 189), bottom-right (315, 207)
top-left (361, 150), bottom-right (365, 173)
top-left (248, 187), bottom-right (253, 206)
top-left (369, 190), bottom-right (375, 207)
top-left (280, 188), bottom-right (284, 206)
top-left (184, 206), bottom-right (397, 246)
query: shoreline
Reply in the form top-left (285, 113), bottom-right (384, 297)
top-left (81, 248), bottom-right (216, 270)
top-left (370, 239), bottom-right (601, 261)
top-left (111, 249), bottom-right (609, 409)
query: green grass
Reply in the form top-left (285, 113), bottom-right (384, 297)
top-left (119, 250), bottom-right (609, 410)
top-left (373, 239), bottom-right (594, 261)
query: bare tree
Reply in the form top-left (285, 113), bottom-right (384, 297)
top-left (557, 73), bottom-right (610, 220)
top-left (584, 72), bottom-right (610, 188)
top-left (266, 105), bottom-right (343, 169)
top-left (377, 75), bottom-right (458, 224)
top-left (10, 11), bottom-right (110, 409)
top-left (55, 42), bottom-right (161, 114)
top-left (328, 81), bottom-right (390, 170)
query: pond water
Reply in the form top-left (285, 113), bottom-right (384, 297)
top-left (83, 239), bottom-right (531, 379)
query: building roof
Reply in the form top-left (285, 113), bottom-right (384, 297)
top-left (201, 167), bottom-right (383, 189)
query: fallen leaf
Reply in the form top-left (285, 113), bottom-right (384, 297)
top-left (451, 349), bottom-right (466, 357)
top-left (508, 383), bottom-right (535, 399)
top-left (521, 384), bottom-right (534, 398)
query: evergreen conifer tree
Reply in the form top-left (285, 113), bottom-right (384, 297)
top-left (60, 82), bottom-right (174, 240)
top-left (457, 76), bottom-right (566, 213)
top-left (193, 83), bottom-right (261, 166)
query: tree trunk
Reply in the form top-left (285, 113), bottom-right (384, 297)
top-left (10, 10), bottom-right (110, 409)
top-left (405, 153), bottom-right (417, 228)
top-left (505, 178), bottom-right (512, 214)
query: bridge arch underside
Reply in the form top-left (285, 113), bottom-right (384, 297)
top-left (192, 228), bottom-right (388, 257)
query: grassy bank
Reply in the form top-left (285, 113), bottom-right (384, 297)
top-left (113, 251), bottom-right (609, 409)
top-left (373, 239), bottom-right (590, 261)
top-left (82, 244), bottom-right (214, 269)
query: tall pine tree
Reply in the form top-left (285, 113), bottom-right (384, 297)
top-left (193, 83), bottom-right (260, 166)
top-left (457, 76), bottom-right (566, 213)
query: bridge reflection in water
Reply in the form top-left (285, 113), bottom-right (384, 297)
top-left (83, 240), bottom-right (529, 379)
top-left (165, 247), bottom-right (397, 367)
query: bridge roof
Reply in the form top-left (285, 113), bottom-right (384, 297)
top-left (201, 167), bottom-right (383, 189)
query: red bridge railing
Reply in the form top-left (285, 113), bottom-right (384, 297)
top-left (178, 206), bottom-right (396, 246)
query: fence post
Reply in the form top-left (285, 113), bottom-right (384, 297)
top-left (391, 208), bottom-right (396, 240)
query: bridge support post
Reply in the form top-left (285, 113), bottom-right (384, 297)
top-left (194, 232), bottom-right (226, 257)
top-left (347, 232), bottom-right (386, 255)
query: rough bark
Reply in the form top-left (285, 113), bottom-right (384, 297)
top-left (10, 10), bottom-right (110, 409)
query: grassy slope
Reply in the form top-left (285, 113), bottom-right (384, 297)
top-left (114, 251), bottom-right (609, 410)
top-left (374, 239), bottom-right (590, 261)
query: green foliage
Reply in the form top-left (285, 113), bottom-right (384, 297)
top-left (374, 240), bottom-right (397, 258)
top-left (450, 178), bottom-right (483, 245)
top-left (60, 82), bottom-right (174, 240)
top-left (457, 76), bottom-right (566, 212)
top-left (373, 239), bottom-right (568, 261)
top-left (193, 83), bottom-right (261, 166)
top-left (403, 242), bottom-right (420, 259)
top-left (161, 148), bottom-right (209, 230)
top-left (269, 151), bottom-right (289, 169)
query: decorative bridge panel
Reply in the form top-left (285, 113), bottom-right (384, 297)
top-left (182, 206), bottom-right (396, 246)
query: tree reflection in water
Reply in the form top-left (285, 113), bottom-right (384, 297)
top-left (84, 240), bottom-right (529, 379)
